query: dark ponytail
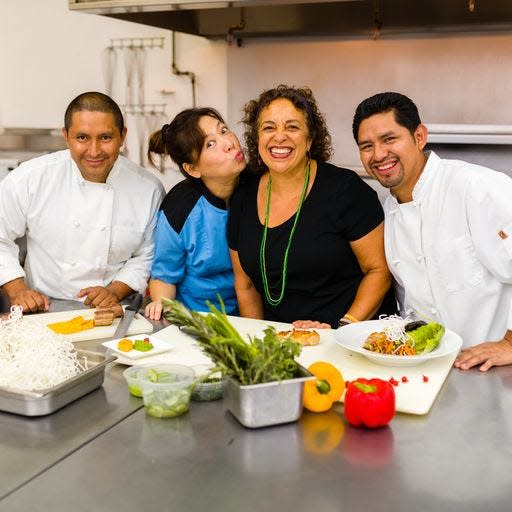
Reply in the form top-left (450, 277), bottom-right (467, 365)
top-left (147, 107), bottom-right (226, 178)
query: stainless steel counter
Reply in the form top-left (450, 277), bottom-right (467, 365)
top-left (1, 345), bottom-right (512, 511)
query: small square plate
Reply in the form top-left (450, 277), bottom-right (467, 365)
top-left (102, 335), bottom-right (172, 360)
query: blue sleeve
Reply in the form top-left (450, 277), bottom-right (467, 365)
top-left (150, 210), bottom-right (186, 284)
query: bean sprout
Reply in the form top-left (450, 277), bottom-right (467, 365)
top-left (0, 306), bottom-right (87, 391)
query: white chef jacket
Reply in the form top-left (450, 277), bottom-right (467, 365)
top-left (0, 150), bottom-right (164, 300)
top-left (384, 151), bottom-right (512, 347)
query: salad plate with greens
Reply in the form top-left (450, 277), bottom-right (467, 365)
top-left (334, 316), bottom-right (462, 367)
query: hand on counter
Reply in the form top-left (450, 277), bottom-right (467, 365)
top-left (11, 289), bottom-right (50, 313)
top-left (78, 286), bottom-right (120, 308)
top-left (293, 320), bottom-right (332, 329)
top-left (1, 277), bottom-right (50, 313)
top-left (145, 300), bottom-right (163, 321)
top-left (454, 333), bottom-right (512, 371)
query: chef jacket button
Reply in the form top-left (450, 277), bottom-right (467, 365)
top-left (100, 225), bottom-right (106, 231)
top-left (392, 259), bottom-right (400, 265)
top-left (417, 255), bottom-right (423, 262)
top-left (412, 201), bottom-right (419, 207)
top-left (73, 220), bottom-right (80, 227)
top-left (430, 308), bottom-right (437, 315)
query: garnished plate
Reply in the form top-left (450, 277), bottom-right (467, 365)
top-left (102, 335), bottom-right (172, 360)
top-left (334, 320), bottom-right (462, 367)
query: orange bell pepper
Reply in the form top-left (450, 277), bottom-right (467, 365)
top-left (303, 361), bottom-right (345, 413)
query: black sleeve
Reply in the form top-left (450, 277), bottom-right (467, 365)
top-left (227, 185), bottom-right (244, 251)
top-left (337, 172), bottom-right (384, 241)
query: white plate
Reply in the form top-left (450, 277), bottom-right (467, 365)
top-left (102, 335), bottom-right (172, 360)
top-left (334, 320), bottom-right (462, 367)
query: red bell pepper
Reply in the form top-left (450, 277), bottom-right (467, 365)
top-left (344, 378), bottom-right (395, 429)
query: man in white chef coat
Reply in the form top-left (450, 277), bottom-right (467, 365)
top-left (353, 91), bottom-right (512, 371)
top-left (0, 91), bottom-right (164, 313)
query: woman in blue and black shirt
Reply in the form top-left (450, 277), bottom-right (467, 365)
top-left (145, 108), bottom-right (246, 320)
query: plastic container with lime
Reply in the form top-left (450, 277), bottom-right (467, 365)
top-left (123, 365), bottom-right (146, 398)
top-left (139, 364), bottom-right (195, 418)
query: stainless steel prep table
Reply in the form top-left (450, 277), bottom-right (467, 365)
top-left (0, 299), bottom-right (158, 499)
top-left (2, 360), bottom-right (512, 511)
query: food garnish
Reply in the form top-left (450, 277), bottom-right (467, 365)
top-left (303, 362), bottom-right (345, 413)
top-left (363, 315), bottom-right (445, 356)
top-left (117, 338), bottom-right (134, 352)
top-left (161, 297), bottom-right (301, 385)
top-left (344, 378), bottom-right (395, 429)
top-left (388, 377), bottom-right (399, 387)
top-left (133, 338), bottom-right (154, 352)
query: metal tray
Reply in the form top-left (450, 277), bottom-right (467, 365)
top-left (0, 350), bottom-right (117, 416)
top-left (224, 364), bottom-right (315, 428)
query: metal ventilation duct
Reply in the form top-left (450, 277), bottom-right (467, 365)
top-left (68, 1), bottom-right (512, 39)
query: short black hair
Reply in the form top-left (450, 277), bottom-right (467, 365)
top-left (352, 92), bottom-right (421, 141)
top-left (64, 91), bottom-right (124, 134)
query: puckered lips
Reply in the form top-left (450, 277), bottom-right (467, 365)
top-left (269, 146), bottom-right (293, 159)
top-left (234, 150), bottom-right (245, 162)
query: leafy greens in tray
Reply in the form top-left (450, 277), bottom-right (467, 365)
top-left (161, 298), bottom-right (301, 385)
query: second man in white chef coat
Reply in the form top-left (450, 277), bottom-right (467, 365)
top-left (0, 91), bottom-right (164, 312)
top-left (353, 91), bottom-right (512, 371)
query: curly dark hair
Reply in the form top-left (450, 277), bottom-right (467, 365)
top-left (242, 84), bottom-right (333, 174)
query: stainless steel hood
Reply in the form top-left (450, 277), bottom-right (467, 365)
top-left (69, 1), bottom-right (512, 39)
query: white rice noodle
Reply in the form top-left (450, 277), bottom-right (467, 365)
top-left (378, 314), bottom-right (413, 351)
top-left (0, 305), bottom-right (87, 391)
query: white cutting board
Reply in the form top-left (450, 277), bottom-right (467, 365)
top-left (297, 331), bottom-right (457, 415)
top-left (25, 308), bottom-right (153, 342)
top-left (114, 315), bottom-right (458, 415)
top-left (227, 316), bottom-right (458, 415)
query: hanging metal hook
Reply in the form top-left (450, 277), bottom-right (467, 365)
top-left (373, 0), bottom-right (383, 40)
top-left (227, 8), bottom-right (246, 46)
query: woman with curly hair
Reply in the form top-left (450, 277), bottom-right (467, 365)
top-left (227, 84), bottom-right (395, 327)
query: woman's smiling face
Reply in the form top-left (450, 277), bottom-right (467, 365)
top-left (257, 98), bottom-right (312, 176)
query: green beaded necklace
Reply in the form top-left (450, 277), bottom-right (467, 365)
top-left (259, 160), bottom-right (311, 306)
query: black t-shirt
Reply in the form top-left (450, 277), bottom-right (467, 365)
top-left (227, 161), bottom-right (388, 326)
top-left (228, 162), bottom-right (384, 326)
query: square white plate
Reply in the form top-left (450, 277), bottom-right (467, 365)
top-left (102, 335), bottom-right (172, 360)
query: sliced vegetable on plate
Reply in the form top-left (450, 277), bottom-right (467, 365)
top-left (102, 335), bottom-right (170, 360)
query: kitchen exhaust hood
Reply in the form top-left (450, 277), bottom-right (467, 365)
top-left (69, 0), bottom-right (512, 40)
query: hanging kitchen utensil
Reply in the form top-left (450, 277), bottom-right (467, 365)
top-left (102, 45), bottom-right (117, 97)
top-left (135, 46), bottom-right (147, 106)
top-left (123, 44), bottom-right (137, 106)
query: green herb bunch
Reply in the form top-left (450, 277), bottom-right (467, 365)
top-left (161, 298), bottom-right (301, 385)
